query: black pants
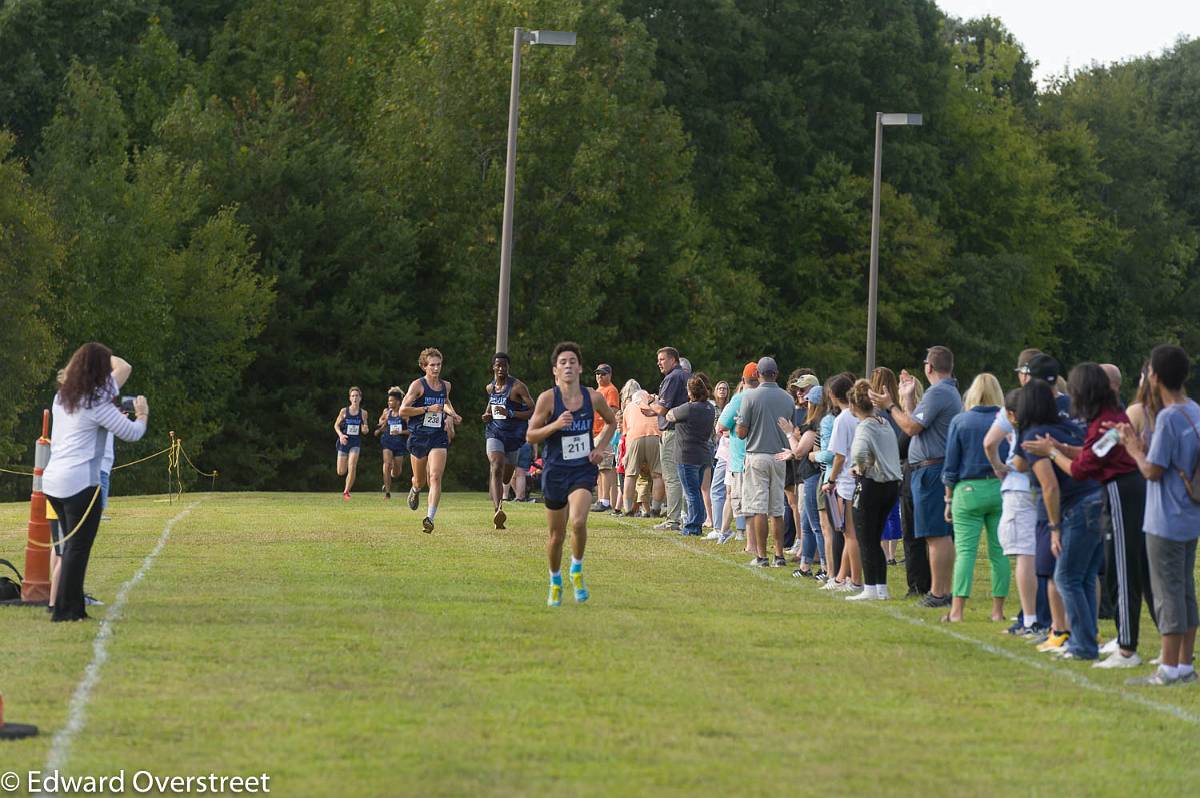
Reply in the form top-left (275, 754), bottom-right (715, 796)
top-left (1105, 471), bottom-right (1156, 651)
top-left (824, 498), bottom-right (845, 575)
top-left (899, 467), bottom-right (930, 594)
top-left (47, 486), bottom-right (103, 622)
top-left (855, 479), bottom-right (901, 587)
top-left (1100, 534), bottom-right (1118, 620)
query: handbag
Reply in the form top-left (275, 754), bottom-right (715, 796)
top-left (0, 558), bottom-right (22, 601)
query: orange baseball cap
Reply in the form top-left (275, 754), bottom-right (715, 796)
top-left (742, 362), bottom-right (759, 379)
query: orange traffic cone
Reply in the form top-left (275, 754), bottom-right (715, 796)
top-left (0, 691), bottom-right (39, 740)
top-left (21, 410), bottom-right (52, 604)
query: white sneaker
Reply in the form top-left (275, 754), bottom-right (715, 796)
top-left (705, 530), bottom-right (721, 541)
top-left (1099, 638), bottom-right (1120, 656)
top-left (846, 585), bottom-right (876, 601)
top-left (1094, 650), bottom-right (1143, 669)
top-left (876, 587), bottom-right (891, 601)
top-left (734, 532), bottom-right (746, 541)
top-left (835, 580), bottom-right (860, 593)
top-left (820, 578), bottom-right (842, 591)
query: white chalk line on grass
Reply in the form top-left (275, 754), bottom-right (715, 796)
top-left (612, 516), bottom-right (1200, 726)
top-left (41, 499), bottom-right (203, 784)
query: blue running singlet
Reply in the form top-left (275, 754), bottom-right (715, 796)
top-left (486, 378), bottom-right (529, 450)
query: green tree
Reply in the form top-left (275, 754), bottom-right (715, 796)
top-left (0, 132), bottom-right (63, 464)
top-left (31, 65), bottom-right (271, 493)
top-left (365, 0), bottom-right (753, 487)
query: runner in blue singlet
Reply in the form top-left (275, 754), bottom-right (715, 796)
top-left (334, 387), bottom-right (370, 500)
top-left (481, 352), bottom-right (534, 530)
top-left (526, 342), bottom-right (617, 606)
top-left (375, 386), bottom-right (409, 499)
top-left (400, 347), bottom-right (462, 533)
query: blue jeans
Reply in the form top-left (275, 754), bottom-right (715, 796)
top-left (100, 470), bottom-right (111, 512)
top-left (800, 473), bottom-right (826, 566)
top-left (678, 463), bottom-right (706, 536)
top-left (1054, 492), bottom-right (1105, 659)
top-left (711, 458), bottom-right (728, 532)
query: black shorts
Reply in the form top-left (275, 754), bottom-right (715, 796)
top-left (1035, 517), bottom-right (1056, 578)
top-left (542, 464), bottom-right (598, 511)
top-left (49, 519), bottom-right (64, 557)
top-left (381, 436), bottom-right (408, 456)
top-left (408, 431), bottom-right (450, 460)
top-left (784, 460), bottom-right (800, 489)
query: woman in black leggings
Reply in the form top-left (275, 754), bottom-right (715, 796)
top-left (846, 380), bottom-right (902, 601)
top-left (42, 343), bottom-right (148, 621)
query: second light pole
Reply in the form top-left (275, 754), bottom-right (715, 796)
top-left (495, 28), bottom-right (576, 354)
top-left (865, 111), bottom-right (922, 376)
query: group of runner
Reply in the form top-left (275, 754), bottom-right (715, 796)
top-left (331, 344), bottom-right (613, 607)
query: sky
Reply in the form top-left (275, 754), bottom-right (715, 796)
top-left (935, 0), bottom-right (1200, 85)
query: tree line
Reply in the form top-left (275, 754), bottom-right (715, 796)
top-left (1, 0), bottom-right (1198, 495)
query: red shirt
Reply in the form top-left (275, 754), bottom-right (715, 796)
top-left (1069, 407), bottom-right (1137, 483)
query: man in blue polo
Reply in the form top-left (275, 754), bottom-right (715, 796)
top-left (643, 346), bottom-right (690, 531)
top-left (872, 345), bottom-right (961, 607)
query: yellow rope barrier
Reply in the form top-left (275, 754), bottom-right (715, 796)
top-left (11, 435), bottom-right (217, 542)
top-left (111, 445), bottom-right (174, 471)
top-left (177, 443), bottom-right (218, 479)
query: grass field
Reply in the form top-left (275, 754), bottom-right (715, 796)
top-left (3, 491), bottom-right (1200, 797)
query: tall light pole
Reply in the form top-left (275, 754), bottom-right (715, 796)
top-left (495, 28), bottom-right (576, 354)
top-left (865, 112), bottom-right (922, 375)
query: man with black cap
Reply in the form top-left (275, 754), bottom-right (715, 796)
top-left (1020, 353), bottom-right (1075, 425)
top-left (736, 357), bottom-right (795, 567)
top-left (1014, 351), bottom-right (1077, 648)
top-left (983, 348), bottom-right (1050, 635)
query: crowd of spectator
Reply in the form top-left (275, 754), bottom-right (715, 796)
top-left (574, 342), bottom-right (1199, 688)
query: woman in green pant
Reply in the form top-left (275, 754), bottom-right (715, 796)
top-left (942, 374), bottom-right (1009, 622)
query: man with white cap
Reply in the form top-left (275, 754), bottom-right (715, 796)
top-left (736, 357), bottom-right (795, 567)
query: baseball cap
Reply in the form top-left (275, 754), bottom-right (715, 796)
top-left (742, 362), bottom-right (759, 380)
top-left (594, 364), bottom-right (612, 375)
top-left (757, 356), bottom-right (779, 377)
top-left (1023, 353), bottom-right (1059, 383)
top-left (789, 374), bottom-right (819, 393)
top-left (805, 385), bottom-right (823, 404)
top-left (1014, 348), bottom-right (1042, 373)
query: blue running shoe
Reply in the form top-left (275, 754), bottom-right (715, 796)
top-left (570, 568), bottom-right (589, 603)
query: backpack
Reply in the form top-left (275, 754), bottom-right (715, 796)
top-left (0, 558), bottom-right (22, 601)
top-left (1178, 408), bottom-right (1200, 505)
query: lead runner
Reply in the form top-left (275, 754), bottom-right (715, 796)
top-left (525, 342), bottom-right (617, 606)
top-left (400, 347), bottom-right (462, 533)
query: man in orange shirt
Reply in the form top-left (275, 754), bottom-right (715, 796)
top-left (592, 364), bottom-right (621, 512)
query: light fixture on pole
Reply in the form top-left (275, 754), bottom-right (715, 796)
top-left (495, 28), bottom-right (577, 354)
top-left (865, 112), bottom-right (922, 376)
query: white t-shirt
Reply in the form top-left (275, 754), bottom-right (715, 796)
top-left (43, 392), bottom-right (146, 498)
top-left (991, 410), bottom-right (1029, 493)
top-left (715, 431), bottom-right (731, 464)
top-left (830, 409), bottom-right (860, 501)
top-left (101, 434), bottom-right (115, 474)
top-left (100, 375), bottom-right (118, 473)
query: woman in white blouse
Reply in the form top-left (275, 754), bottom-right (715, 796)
top-left (42, 343), bottom-right (148, 621)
